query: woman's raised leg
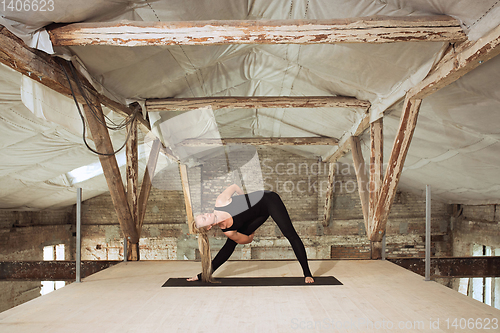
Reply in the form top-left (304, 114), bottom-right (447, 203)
top-left (265, 192), bottom-right (313, 282)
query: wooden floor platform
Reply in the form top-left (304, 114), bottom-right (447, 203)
top-left (1, 260), bottom-right (499, 332)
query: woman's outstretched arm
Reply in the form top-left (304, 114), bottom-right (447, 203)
top-left (224, 230), bottom-right (254, 244)
top-left (216, 184), bottom-right (244, 205)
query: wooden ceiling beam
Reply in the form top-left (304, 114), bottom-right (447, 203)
top-left (146, 96), bottom-right (370, 112)
top-left (409, 23), bottom-right (500, 100)
top-left (323, 23), bottom-right (500, 164)
top-left (48, 16), bottom-right (465, 47)
top-left (177, 137), bottom-right (338, 147)
top-left (0, 25), bottom-right (150, 131)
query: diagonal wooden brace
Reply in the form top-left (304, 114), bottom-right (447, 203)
top-left (83, 103), bottom-right (139, 244)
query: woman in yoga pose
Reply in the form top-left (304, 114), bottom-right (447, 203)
top-left (188, 184), bottom-right (314, 283)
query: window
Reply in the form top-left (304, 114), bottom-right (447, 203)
top-left (40, 244), bottom-right (66, 296)
top-left (458, 245), bottom-right (499, 309)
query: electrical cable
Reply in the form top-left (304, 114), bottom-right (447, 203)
top-left (60, 60), bottom-right (139, 156)
top-left (68, 61), bottom-right (137, 131)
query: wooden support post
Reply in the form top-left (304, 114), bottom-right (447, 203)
top-left (179, 163), bottom-right (195, 234)
top-left (322, 163), bottom-right (336, 227)
top-left (350, 136), bottom-right (369, 232)
top-left (369, 118), bottom-right (383, 259)
top-left (137, 139), bottom-right (162, 234)
top-left (126, 117), bottom-right (139, 261)
top-left (370, 97), bottom-right (422, 242)
top-left (82, 103), bottom-right (139, 244)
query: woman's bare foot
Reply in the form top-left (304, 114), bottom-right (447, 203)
top-left (187, 275), bottom-right (199, 282)
top-left (305, 276), bottom-right (314, 283)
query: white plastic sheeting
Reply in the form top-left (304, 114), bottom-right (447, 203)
top-left (1, 0), bottom-right (500, 209)
top-left (0, 63), bottom-right (164, 209)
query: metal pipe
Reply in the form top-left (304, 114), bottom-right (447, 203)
top-left (382, 233), bottom-right (386, 261)
top-left (76, 188), bottom-right (82, 283)
top-left (123, 238), bottom-right (128, 262)
top-left (425, 185), bottom-right (431, 281)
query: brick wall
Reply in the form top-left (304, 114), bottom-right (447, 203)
top-left (0, 146), bottom-right (455, 312)
top-left (0, 208), bottom-right (74, 313)
top-left (449, 204), bottom-right (500, 294)
top-left (76, 147), bottom-right (452, 262)
top-left (452, 204), bottom-right (500, 256)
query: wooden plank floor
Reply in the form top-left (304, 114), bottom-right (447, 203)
top-left (1, 260), bottom-right (499, 332)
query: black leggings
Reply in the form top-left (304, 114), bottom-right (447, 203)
top-left (203, 192), bottom-right (312, 278)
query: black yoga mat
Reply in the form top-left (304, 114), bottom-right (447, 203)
top-left (162, 276), bottom-right (342, 287)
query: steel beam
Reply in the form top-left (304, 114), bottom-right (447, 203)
top-left (388, 257), bottom-right (500, 278)
top-left (0, 261), bottom-right (120, 281)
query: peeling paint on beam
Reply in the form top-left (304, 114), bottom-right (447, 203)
top-left (0, 26), bottom-right (150, 131)
top-left (48, 16), bottom-right (466, 47)
top-left (0, 261), bottom-right (121, 281)
top-left (177, 137), bottom-right (339, 147)
top-left (409, 23), bottom-right (500, 100)
top-left (146, 96), bottom-right (370, 112)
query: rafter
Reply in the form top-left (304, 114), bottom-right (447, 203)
top-left (177, 137), bottom-right (338, 147)
top-left (82, 102), bottom-right (140, 244)
top-left (409, 23), bottom-right (500, 100)
top-left (48, 16), bottom-right (465, 47)
top-left (0, 25), bottom-right (150, 131)
top-left (146, 96), bottom-right (370, 112)
top-left (370, 23), bottom-right (500, 242)
top-left (323, 23), bottom-right (500, 164)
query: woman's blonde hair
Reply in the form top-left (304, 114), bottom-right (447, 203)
top-left (189, 215), bottom-right (215, 283)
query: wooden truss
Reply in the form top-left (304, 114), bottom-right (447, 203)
top-left (3, 16), bottom-right (499, 261)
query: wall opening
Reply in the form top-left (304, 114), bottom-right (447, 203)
top-left (457, 244), bottom-right (499, 309)
top-left (40, 244), bottom-right (66, 296)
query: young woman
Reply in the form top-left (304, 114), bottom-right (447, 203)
top-left (188, 184), bottom-right (314, 283)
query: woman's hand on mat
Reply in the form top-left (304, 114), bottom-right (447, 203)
top-left (305, 277), bottom-right (314, 284)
